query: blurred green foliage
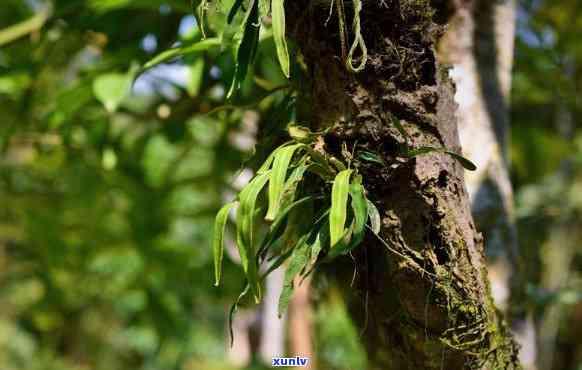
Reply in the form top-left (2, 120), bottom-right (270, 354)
top-left (0, 1), bottom-right (365, 369)
top-left (512, 1), bottom-right (582, 369)
top-left (2, 0), bottom-right (582, 369)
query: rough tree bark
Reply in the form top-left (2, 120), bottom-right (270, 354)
top-left (440, 1), bottom-right (537, 368)
top-left (286, 0), bottom-right (521, 368)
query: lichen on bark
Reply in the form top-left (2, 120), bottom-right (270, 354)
top-left (286, 0), bottom-right (521, 368)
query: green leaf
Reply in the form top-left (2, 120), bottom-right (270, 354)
top-left (142, 38), bottom-right (221, 71)
top-left (358, 151), bottom-right (385, 166)
top-left (278, 241), bottom-right (310, 317)
top-left (256, 147), bottom-right (279, 174)
top-left (279, 161), bottom-right (309, 209)
top-left (405, 146), bottom-right (477, 171)
top-left (366, 199), bottom-right (381, 235)
top-left (261, 241), bottom-right (295, 279)
top-left (287, 125), bottom-right (316, 143)
top-left (213, 202), bottom-right (236, 286)
top-left (310, 227), bottom-right (325, 265)
top-left (444, 150), bottom-right (478, 171)
top-left (348, 177), bottom-right (367, 248)
top-left (330, 169), bottom-right (353, 247)
top-left (259, 0), bottom-right (271, 19)
top-left (93, 73), bottom-right (132, 113)
top-left (306, 162), bottom-right (335, 179)
top-left (303, 220), bottom-right (329, 278)
top-left (227, 0), bottom-right (261, 98)
top-left (236, 171), bottom-right (271, 302)
top-left (272, 0), bottom-right (290, 78)
top-left (254, 141), bottom-right (292, 175)
top-left (257, 195), bottom-right (316, 260)
top-left (266, 144), bottom-right (302, 221)
top-left (405, 146), bottom-right (440, 157)
top-left (197, 0), bottom-right (209, 38)
top-left (302, 145), bottom-right (336, 178)
top-left (228, 284), bottom-right (250, 347)
top-left (227, 0), bottom-right (245, 23)
top-left (190, 0), bottom-right (202, 14)
top-left (187, 58), bottom-right (205, 97)
top-left (262, 215), bottom-right (322, 278)
top-left (328, 176), bottom-right (367, 258)
top-left (392, 116), bottom-right (410, 140)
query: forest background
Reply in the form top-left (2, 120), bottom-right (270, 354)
top-left (1, 0), bottom-right (581, 369)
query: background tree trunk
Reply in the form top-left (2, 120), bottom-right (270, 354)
top-left (259, 268), bottom-right (287, 363)
top-left (287, 1), bottom-right (520, 368)
top-left (440, 1), bottom-right (537, 368)
top-left (288, 278), bottom-right (314, 369)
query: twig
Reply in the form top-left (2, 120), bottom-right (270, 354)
top-left (0, 3), bottom-right (53, 47)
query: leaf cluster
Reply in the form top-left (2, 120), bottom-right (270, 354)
top-left (212, 135), bottom-right (383, 340)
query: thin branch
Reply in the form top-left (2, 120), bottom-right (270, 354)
top-left (0, 3), bottom-right (53, 47)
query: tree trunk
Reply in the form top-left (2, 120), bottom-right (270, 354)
top-left (287, 1), bottom-right (520, 368)
top-left (440, 1), bottom-right (537, 368)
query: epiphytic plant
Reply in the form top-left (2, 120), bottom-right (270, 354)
top-left (212, 126), bottom-right (381, 336)
top-left (212, 120), bottom-right (476, 341)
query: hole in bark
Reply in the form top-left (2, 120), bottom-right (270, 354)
top-left (324, 133), bottom-right (342, 156)
top-left (429, 226), bottom-right (448, 265)
top-left (437, 170), bottom-right (448, 188)
top-left (381, 136), bottom-right (400, 155)
top-left (420, 54), bottom-right (437, 86)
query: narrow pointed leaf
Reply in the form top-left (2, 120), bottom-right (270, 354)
top-left (348, 177), bottom-right (367, 248)
top-left (254, 141), bottom-right (293, 174)
top-left (261, 241), bottom-right (295, 279)
top-left (227, 0), bottom-right (261, 98)
top-left (358, 151), bottom-right (385, 166)
top-left (405, 146), bottom-right (477, 171)
top-left (328, 176), bottom-right (368, 258)
top-left (302, 222), bottom-right (329, 279)
top-left (266, 144), bottom-right (302, 221)
top-left (392, 116), bottom-right (410, 140)
top-left (213, 201), bottom-right (236, 286)
top-left (142, 38), bottom-right (220, 70)
top-left (227, 0), bottom-right (245, 23)
top-left (272, 0), bottom-right (290, 77)
top-left (278, 241), bottom-right (310, 317)
top-left (236, 171), bottom-right (270, 301)
top-left (228, 284), bottom-right (250, 347)
top-left (330, 169), bottom-right (353, 247)
top-left (444, 150), bottom-right (477, 171)
top-left (306, 162), bottom-right (335, 179)
top-left (256, 148), bottom-right (278, 174)
top-left (279, 162), bottom-right (309, 211)
top-left (405, 146), bottom-right (439, 157)
top-left (257, 195), bottom-right (316, 260)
